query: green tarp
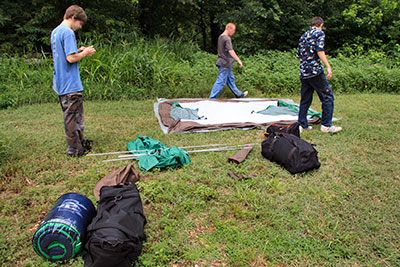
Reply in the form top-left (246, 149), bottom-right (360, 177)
top-left (277, 100), bottom-right (321, 118)
top-left (127, 135), bottom-right (191, 171)
top-left (256, 106), bottom-right (299, 116)
top-left (170, 102), bottom-right (200, 120)
top-left (257, 100), bottom-right (322, 118)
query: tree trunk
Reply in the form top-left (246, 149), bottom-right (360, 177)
top-left (209, 12), bottom-right (220, 52)
top-left (200, 9), bottom-right (207, 50)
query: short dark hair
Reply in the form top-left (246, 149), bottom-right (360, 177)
top-left (64, 5), bottom-right (87, 24)
top-left (310, 17), bottom-right (324, 27)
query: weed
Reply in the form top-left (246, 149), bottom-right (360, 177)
top-left (1, 40), bottom-right (400, 109)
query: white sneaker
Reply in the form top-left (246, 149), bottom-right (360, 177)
top-left (299, 126), bottom-right (312, 134)
top-left (243, 91), bottom-right (248, 97)
top-left (321, 125), bottom-right (342, 133)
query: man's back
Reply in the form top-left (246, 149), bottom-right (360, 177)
top-left (216, 34), bottom-right (235, 69)
top-left (51, 24), bottom-right (83, 96)
top-left (297, 27), bottom-right (325, 79)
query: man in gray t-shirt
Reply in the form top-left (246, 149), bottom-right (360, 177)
top-left (209, 23), bottom-right (248, 99)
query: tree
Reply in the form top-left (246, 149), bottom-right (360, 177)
top-left (1, 0), bottom-right (399, 56)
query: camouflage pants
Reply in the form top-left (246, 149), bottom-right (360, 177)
top-left (59, 92), bottom-right (85, 154)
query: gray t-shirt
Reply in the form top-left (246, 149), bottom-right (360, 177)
top-left (216, 34), bottom-right (235, 68)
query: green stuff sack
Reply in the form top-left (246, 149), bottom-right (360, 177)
top-left (32, 193), bottom-right (96, 262)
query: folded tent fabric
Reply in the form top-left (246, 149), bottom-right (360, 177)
top-left (93, 164), bottom-right (140, 201)
top-left (228, 144), bottom-right (254, 164)
top-left (32, 193), bottom-right (96, 262)
top-left (127, 135), bottom-right (191, 171)
top-left (170, 102), bottom-right (200, 120)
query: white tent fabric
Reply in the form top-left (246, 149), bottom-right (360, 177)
top-left (154, 98), bottom-right (333, 134)
top-left (178, 100), bottom-right (313, 125)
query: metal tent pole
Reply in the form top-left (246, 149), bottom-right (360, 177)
top-left (87, 143), bottom-right (253, 157)
top-left (102, 144), bottom-right (255, 163)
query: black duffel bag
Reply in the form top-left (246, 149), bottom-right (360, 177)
top-left (261, 132), bottom-right (320, 174)
top-left (84, 183), bottom-right (146, 267)
top-left (264, 122), bottom-right (300, 138)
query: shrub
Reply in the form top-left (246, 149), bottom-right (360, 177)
top-left (0, 39), bottom-right (399, 109)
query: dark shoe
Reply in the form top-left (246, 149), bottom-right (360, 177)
top-left (83, 139), bottom-right (94, 153)
top-left (67, 150), bottom-right (85, 157)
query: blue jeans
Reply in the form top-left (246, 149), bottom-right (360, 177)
top-left (209, 66), bottom-right (244, 99)
top-left (298, 73), bottom-right (334, 128)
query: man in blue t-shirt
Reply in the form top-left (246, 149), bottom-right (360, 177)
top-left (297, 17), bottom-right (342, 134)
top-left (51, 5), bottom-right (96, 156)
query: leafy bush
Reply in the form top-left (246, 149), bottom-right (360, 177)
top-left (1, 38), bottom-right (399, 109)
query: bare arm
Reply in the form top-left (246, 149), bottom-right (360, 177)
top-left (66, 46), bottom-right (96, 63)
top-left (229, 49), bottom-right (243, 67)
top-left (317, 50), bottom-right (332, 80)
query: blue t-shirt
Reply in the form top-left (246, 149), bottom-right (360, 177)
top-left (296, 27), bottom-right (325, 79)
top-left (51, 24), bottom-right (83, 95)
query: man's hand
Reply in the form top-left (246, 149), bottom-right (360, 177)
top-left (66, 46), bottom-right (96, 63)
top-left (78, 46), bottom-right (86, 53)
top-left (82, 46), bottom-right (96, 57)
top-left (228, 49), bottom-right (242, 67)
top-left (326, 67), bottom-right (332, 80)
top-left (317, 50), bottom-right (332, 80)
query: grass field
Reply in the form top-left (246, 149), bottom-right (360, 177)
top-left (0, 93), bottom-right (399, 266)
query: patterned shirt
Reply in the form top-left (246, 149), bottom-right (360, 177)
top-left (297, 27), bottom-right (325, 79)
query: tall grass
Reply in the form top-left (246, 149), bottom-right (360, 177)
top-left (1, 39), bottom-right (399, 109)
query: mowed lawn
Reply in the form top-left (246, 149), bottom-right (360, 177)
top-left (0, 94), bottom-right (399, 266)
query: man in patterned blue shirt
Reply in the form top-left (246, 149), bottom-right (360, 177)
top-left (297, 17), bottom-right (342, 133)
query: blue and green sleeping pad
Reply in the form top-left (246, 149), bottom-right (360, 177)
top-left (32, 193), bottom-right (96, 262)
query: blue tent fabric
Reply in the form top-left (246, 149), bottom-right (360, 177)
top-left (32, 193), bottom-right (96, 262)
top-left (127, 135), bottom-right (191, 171)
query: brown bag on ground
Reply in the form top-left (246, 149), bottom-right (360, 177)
top-left (228, 144), bottom-right (254, 164)
top-left (93, 164), bottom-right (140, 201)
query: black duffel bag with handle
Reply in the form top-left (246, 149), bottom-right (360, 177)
top-left (264, 122), bottom-right (300, 139)
top-left (261, 132), bottom-right (320, 174)
top-left (84, 183), bottom-right (146, 267)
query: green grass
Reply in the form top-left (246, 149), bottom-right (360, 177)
top-left (0, 94), bottom-right (399, 266)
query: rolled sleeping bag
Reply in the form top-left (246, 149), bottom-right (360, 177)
top-left (32, 193), bottom-right (96, 262)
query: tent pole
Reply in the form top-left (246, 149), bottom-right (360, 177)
top-left (115, 145), bottom-right (254, 158)
top-left (86, 150), bottom-right (149, 156)
top-left (103, 145), bottom-right (255, 163)
top-left (187, 146), bottom-right (253, 153)
top-left (87, 143), bottom-right (252, 157)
